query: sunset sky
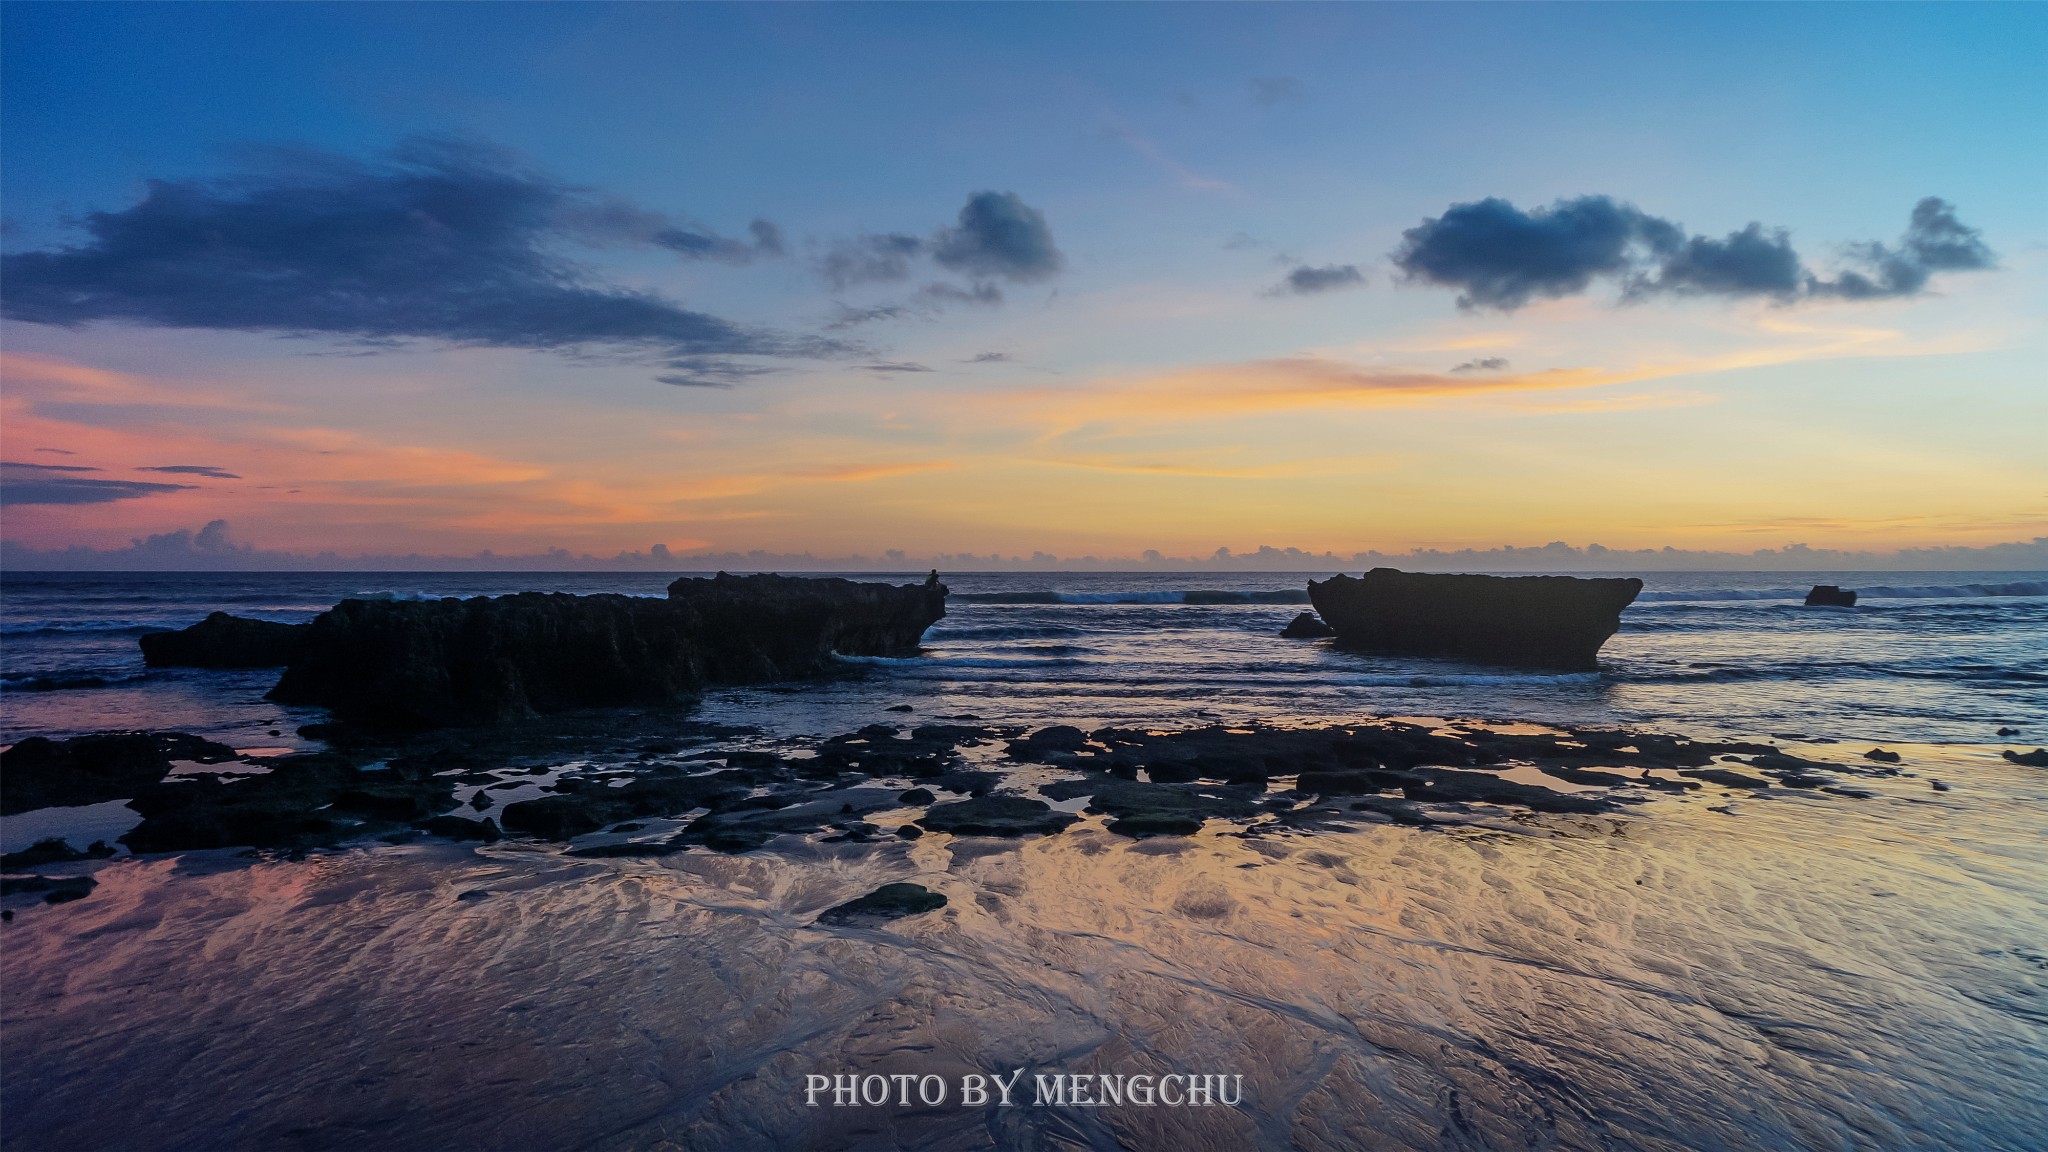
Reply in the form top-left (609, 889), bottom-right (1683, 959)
top-left (4, 3), bottom-right (2044, 565)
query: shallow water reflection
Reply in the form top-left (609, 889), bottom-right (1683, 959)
top-left (5, 743), bottom-right (2044, 1150)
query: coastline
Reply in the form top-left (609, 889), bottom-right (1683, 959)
top-left (3, 571), bottom-right (2045, 1150)
top-left (4, 728), bottom-right (2043, 1150)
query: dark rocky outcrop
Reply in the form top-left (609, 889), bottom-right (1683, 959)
top-left (1, 731), bottom-right (240, 814)
top-left (414, 815), bottom-right (502, 842)
top-left (266, 573), bottom-right (948, 728)
top-left (1279, 612), bottom-right (1337, 639)
top-left (663, 571), bottom-right (948, 682)
top-left (919, 794), bottom-right (1077, 837)
top-left (817, 882), bottom-right (947, 925)
top-left (140, 612), bottom-right (306, 668)
top-left (2004, 748), bottom-right (2048, 768)
top-left (1804, 585), bottom-right (1858, 608)
top-left (498, 771), bottom-right (753, 839)
top-left (0, 874), bottom-right (97, 905)
top-left (1085, 780), bottom-right (1261, 837)
top-left (1307, 568), bottom-right (1641, 670)
top-left (0, 839), bottom-right (115, 869)
top-left (120, 752), bottom-right (455, 853)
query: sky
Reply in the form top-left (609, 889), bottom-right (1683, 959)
top-left (3, 2), bottom-right (2045, 568)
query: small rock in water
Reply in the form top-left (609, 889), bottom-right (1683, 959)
top-left (469, 789), bottom-right (494, 811)
top-left (816, 882), bottom-right (947, 925)
top-left (897, 825), bottom-right (923, 840)
top-left (1006, 726), bottom-right (1091, 757)
top-left (416, 815), bottom-right (503, 842)
top-left (898, 788), bottom-right (936, 805)
top-left (1863, 748), bottom-right (1902, 763)
top-left (1997, 727), bottom-right (2021, 736)
top-left (1931, 780), bottom-right (1951, 791)
top-left (2002, 748), bottom-right (2048, 768)
top-left (0, 874), bottom-right (97, 905)
top-left (919, 794), bottom-right (1077, 837)
top-left (1279, 612), bottom-right (1337, 639)
top-left (885, 704), bottom-right (915, 713)
top-left (1, 838), bottom-right (115, 870)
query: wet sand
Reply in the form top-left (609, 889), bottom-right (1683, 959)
top-left (4, 737), bottom-right (2044, 1151)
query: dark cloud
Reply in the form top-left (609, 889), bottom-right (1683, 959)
top-left (826, 302), bottom-right (916, 329)
top-left (1274, 263), bottom-right (1366, 296)
top-left (821, 233), bottom-right (925, 289)
top-left (654, 357), bottom-right (781, 388)
top-left (1396, 194), bottom-right (1992, 310)
top-left (919, 281), bottom-right (1003, 307)
top-left (1450, 357), bottom-right (1511, 374)
top-left (648, 222), bottom-right (780, 263)
top-left (748, 218), bottom-right (786, 257)
top-left (1, 461), bottom-right (193, 505)
top-left (1249, 77), bottom-right (1305, 107)
top-left (34, 447), bottom-right (77, 456)
top-left (9, 460), bottom-right (98, 472)
top-left (818, 192), bottom-right (1060, 305)
top-left (1394, 196), bottom-right (1679, 310)
top-left (862, 362), bottom-right (933, 374)
top-left (560, 196), bottom-right (785, 266)
top-left (139, 465), bottom-right (241, 479)
top-left (966, 351), bottom-right (1011, 363)
top-left (0, 137), bottom-right (827, 372)
top-left (1635, 223), bottom-right (1803, 300)
top-left (931, 192), bottom-right (1063, 283)
top-left (1808, 197), bottom-right (1995, 299)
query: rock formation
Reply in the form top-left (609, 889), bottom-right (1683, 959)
top-left (264, 573), bottom-right (948, 728)
top-left (1804, 585), bottom-right (1857, 607)
top-left (1279, 611), bottom-right (1336, 638)
top-left (1306, 568), bottom-right (1641, 670)
top-left (0, 731), bottom-right (240, 814)
top-left (141, 611), bottom-right (307, 668)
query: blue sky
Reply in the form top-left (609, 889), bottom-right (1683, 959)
top-left (3, 3), bottom-right (2044, 562)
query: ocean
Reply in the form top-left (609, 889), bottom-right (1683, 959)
top-left (3, 569), bottom-right (2045, 1150)
top-left (4, 569), bottom-right (2044, 749)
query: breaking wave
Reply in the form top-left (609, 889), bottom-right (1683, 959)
top-left (1635, 581), bottom-right (2047, 604)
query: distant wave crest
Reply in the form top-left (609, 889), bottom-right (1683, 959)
top-left (953, 589), bottom-right (1310, 605)
top-left (1635, 580), bottom-right (2046, 604)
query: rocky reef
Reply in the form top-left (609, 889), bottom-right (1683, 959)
top-left (1307, 568), bottom-right (1641, 670)
top-left (258, 573), bottom-right (947, 728)
top-left (0, 731), bottom-right (240, 814)
top-left (140, 612), bottom-right (306, 668)
top-left (0, 710), bottom-right (1919, 881)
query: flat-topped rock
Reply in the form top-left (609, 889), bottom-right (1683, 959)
top-left (665, 571), bottom-right (948, 680)
top-left (918, 794), bottom-right (1076, 837)
top-left (1308, 568), bottom-right (1641, 670)
top-left (265, 573), bottom-right (949, 728)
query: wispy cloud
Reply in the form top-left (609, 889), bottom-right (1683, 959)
top-left (138, 464), bottom-right (241, 479)
top-left (787, 461), bottom-right (952, 482)
top-left (1103, 123), bottom-right (1239, 195)
top-left (0, 461), bottom-right (194, 505)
